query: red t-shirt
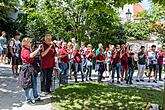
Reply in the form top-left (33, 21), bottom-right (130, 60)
top-left (95, 53), bottom-right (105, 61)
top-left (121, 50), bottom-right (128, 64)
top-left (21, 46), bottom-right (34, 64)
top-left (158, 51), bottom-right (165, 64)
top-left (40, 42), bottom-right (55, 69)
top-left (73, 50), bottom-right (82, 63)
top-left (112, 50), bottom-right (121, 63)
top-left (85, 50), bottom-right (94, 60)
top-left (58, 48), bottom-right (69, 63)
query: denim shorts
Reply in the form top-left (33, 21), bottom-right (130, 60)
top-left (2, 48), bottom-right (6, 55)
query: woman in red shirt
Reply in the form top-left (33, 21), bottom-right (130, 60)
top-left (96, 48), bottom-right (105, 82)
top-left (73, 44), bottom-right (84, 82)
top-left (19, 37), bottom-right (42, 104)
top-left (85, 44), bottom-right (95, 81)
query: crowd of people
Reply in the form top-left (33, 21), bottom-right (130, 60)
top-left (1, 31), bottom-right (165, 104)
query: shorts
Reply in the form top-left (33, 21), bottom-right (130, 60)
top-left (1, 48), bottom-right (6, 56)
top-left (149, 64), bottom-right (158, 72)
top-left (0, 49), bottom-right (2, 55)
top-left (12, 56), bottom-right (22, 65)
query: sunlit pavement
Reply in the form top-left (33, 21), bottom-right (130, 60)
top-left (0, 63), bottom-right (164, 110)
top-left (0, 63), bottom-right (51, 110)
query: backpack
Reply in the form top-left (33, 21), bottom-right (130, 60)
top-left (7, 39), bottom-right (14, 59)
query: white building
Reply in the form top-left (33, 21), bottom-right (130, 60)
top-left (119, 4), bottom-right (144, 22)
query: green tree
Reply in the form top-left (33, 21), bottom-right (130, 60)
top-left (0, 0), bottom-right (19, 33)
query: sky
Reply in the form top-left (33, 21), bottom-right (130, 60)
top-left (140, 0), bottom-right (152, 10)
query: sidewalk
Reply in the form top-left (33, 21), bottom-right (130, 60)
top-left (0, 64), bottom-right (52, 110)
top-left (0, 63), bottom-right (164, 110)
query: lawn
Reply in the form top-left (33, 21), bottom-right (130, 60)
top-left (52, 82), bottom-right (163, 110)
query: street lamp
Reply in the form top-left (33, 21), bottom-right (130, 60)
top-left (126, 9), bottom-right (132, 21)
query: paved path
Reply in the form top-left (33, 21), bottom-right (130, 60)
top-left (0, 64), bottom-right (51, 110)
top-left (0, 64), bottom-right (164, 110)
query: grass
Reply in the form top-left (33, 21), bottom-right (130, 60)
top-left (52, 82), bottom-right (163, 110)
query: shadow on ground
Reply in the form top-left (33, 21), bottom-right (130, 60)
top-left (52, 82), bottom-right (163, 110)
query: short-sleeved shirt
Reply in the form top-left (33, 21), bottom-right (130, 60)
top-left (0, 36), bottom-right (7, 48)
top-left (95, 49), bottom-right (100, 56)
top-left (40, 42), bottom-right (56, 69)
top-left (10, 39), bottom-right (21, 57)
top-left (148, 51), bottom-right (158, 65)
top-left (85, 50), bottom-right (94, 60)
top-left (121, 49), bottom-right (128, 64)
top-left (112, 50), bottom-right (121, 63)
top-left (158, 51), bottom-right (165, 65)
top-left (96, 53), bottom-right (105, 61)
top-left (73, 50), bottom-right (82, 63)
top-left (58, 48), bottom-right (69, 63)
top-left (21, 46), bottom-right (34, 64)
top-left (138, 51), bottom-right (146, 65)
top-left (105, 49), bottom-right (112, 63)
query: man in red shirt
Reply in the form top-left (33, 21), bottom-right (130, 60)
top-left (73, 44), bottom-right (84, 82)
top-left (96, 47), bottom-right (105, 82)
top-left (58, 42), bottom-right (69, 84)
top-left (40, 34), bottom-right (56, 94)
top-left (111, 45), bottom-right (122, 84)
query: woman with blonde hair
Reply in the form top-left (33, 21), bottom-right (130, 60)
top-left (67, 42), bottom-right (74, 79)
top-left (18, 37), bottom-right (42, 104)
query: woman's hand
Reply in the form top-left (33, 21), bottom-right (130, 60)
top-left (38, 44), bottom-right (43, 50)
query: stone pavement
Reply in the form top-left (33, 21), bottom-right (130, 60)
top-left (0, 64), bottom-right (51, 110)
top-left (0, 63), bottom-right (164, 110)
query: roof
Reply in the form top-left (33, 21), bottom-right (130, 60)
top-left (133, 4), bottom-right (144, 15)
top-left (133, 4), bottom-right (144, 19)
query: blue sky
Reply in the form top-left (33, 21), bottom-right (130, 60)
top-left (140, 0), bottom-right (152, 10)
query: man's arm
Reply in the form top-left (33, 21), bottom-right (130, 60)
top-left (41, 45), bottom-right (52, 57)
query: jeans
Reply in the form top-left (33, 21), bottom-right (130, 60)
top-left (25, 88), bottom-right (33, 101)
top-left (97, 63), bottom-right (105, 82)
top-left (137, 64), bottom-right (145, 80)
top-left (74, 63), bottom-right (84, 82)
top-left (86, 65), bottom-right (92, 79)
top-left (127, 67), bottom-right (134, 83)
top-left (32, 76), bottom-right (39, 98)
top-left (41, 68), bottom-right (53, 93)
top-left (59, 62), bottom-right (68, 84)
top-left (82, 57), bottom-right (87, 73)
top-left (112, 62), bottom-right (121, 81)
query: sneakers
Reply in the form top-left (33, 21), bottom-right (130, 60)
top-left (153, 80), bottom-right (157, 83)
top-left (140, 79), bottom-right (144, 82)
top-left (35, 97), bottom-right (42, 102)
top-left (40, 92), bottom-right (46, 97)
top-left (27, 100), bottom-right (35, 105)
top-left (89, 78), bottom-right (93, 81)
top-left (136, 79), bottom-right (139, 82)
top-left (117, 81), bottom-right (120, 84)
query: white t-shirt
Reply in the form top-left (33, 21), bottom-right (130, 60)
top-left (148, 51), bottom-right (158, 64)
top-left (10, 39), bottom-right (21, 57)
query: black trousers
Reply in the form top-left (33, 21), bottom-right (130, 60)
top-left (41, 68), bottom-right (53, 93)
top-left (159, 64), bottom-right (162, 80)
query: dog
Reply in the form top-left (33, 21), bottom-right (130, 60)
top-left (145, 103), bottom-right (163, 110)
